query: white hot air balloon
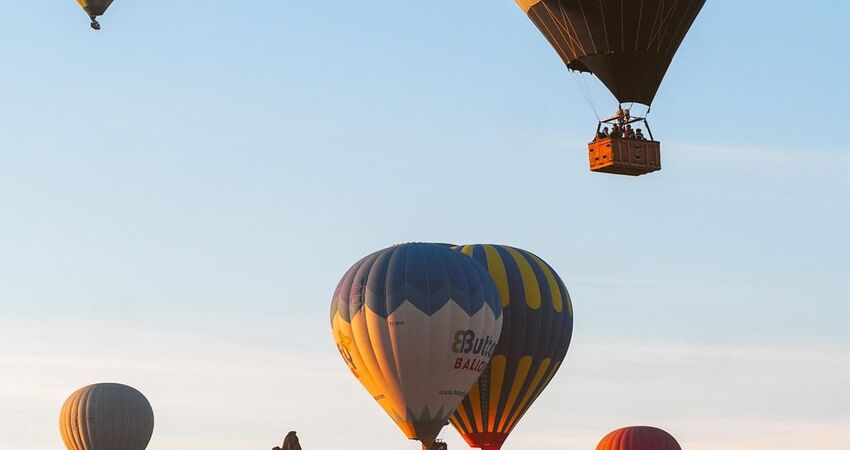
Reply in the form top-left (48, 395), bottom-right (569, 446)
top-left (331, 243), bottom-right (503, 449)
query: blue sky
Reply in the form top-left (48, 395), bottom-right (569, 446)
top-left (1, 1), bottom-right (848, 449)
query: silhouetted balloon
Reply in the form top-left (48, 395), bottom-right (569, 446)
top-left (597, 426), bottom-right (682, 450)
top-left (76, 0), bottom-right (114, 30)
top-left (516, 0), bottom-right (706, 105)
top-left (450, 245), bottom-right (573, 450)
top-left (59, 383), bottom-right (154, 450)
top-left (331, 243), bottom-right (503, 449)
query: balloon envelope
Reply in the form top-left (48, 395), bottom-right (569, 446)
top-left (76, 0), bottom-right (114, 17)
top-left (597, 426), bottom-right (682, 450)
top-left (331, 243), bottom-right (503, 448)
top-left (59, 383), bottom-right (154, 450)
top-left (517, 0), bottom-right (706, 105)
top-left (449, 245), bottom-right (573, 450)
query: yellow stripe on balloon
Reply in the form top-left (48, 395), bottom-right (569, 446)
top-left (483, 245), bottom-right (511, 308)
top-left (504, 247), bottom-right (541, 310)
top-left (468, 380), bottom-right (484, 431)
top-left (498, 356), bottom-right (533, 431)
top-left (487, 355), bottom-right (507, 431)
top-left (542, 361), bottom-right (561, 386)
top-left (528, 254), bottom-right (563, 313)
top-left (452, 404), bottom-right (474, 434)
top-left (505, 358), bottom-right (552, 432)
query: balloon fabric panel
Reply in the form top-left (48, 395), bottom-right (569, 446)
top-left (450, 245), bottom-right (573, 450)
top-left (517, 0), bottom-right (706, 105)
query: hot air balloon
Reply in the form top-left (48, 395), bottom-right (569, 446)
top-left (59, 383), bottom-right (154, 450)
top-left (331, 243), bottom-right (504, 450)
top-left (516, 0), bottom-right (706, 175)
top-left (76, 0), bottom-right (114, 30)
top-left (597, 426), bottom-right (682, 450)
top-left (449, 245), bottom-right (573, 450)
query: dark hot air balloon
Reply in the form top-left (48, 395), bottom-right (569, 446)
top-left (331, 243), bottom-right (504, 450)
top-left (450, 245), bottom-right (573, 450)
top-left (59, 383), bottom-right (154, 450)
top-left (516, 0), bottom-right (706, 175)
top-left (75, 0), bottom-right (114, 30)
top-left (597, 426), bottom-right (682, 450)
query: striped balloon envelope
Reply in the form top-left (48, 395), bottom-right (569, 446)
top-left (331, 243), bottom-right (504, 449)
top-left (597, 426), bottom-right (682, 450)
top-left (59, 383), bottom-right (154, 450)
top-left (449, 245), bottom-right (573, 450)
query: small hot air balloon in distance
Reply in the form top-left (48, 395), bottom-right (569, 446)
top-left (59, 383), bottom-right (154, 450)
top-left (516, 0), bottom-right (706, 175)
top-left (450, 245), bottom-right (573, 450)
top-left (597, 426), bottom-right (682, 450)
top-left (331, 243), bottom-right (504, 450)
top-left (75, 0), bottom-right (114, 30)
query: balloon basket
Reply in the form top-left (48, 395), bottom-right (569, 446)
top-left (588, 137), bottom-right (661, 176)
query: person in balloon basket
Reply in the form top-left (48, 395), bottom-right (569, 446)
top-left (623, 124), bottom-right (635, 139)
top-left (273, 431), bottom-right (302, 450)
top-left (610, 124), bottom-right (623, 138)
top-left (595, 126), bottom-right (610, 141)
top-left (430, 439), bottom-right (448, 450)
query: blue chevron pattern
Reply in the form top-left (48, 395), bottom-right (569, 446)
top-left (331, 243), bottom-right (503, 323)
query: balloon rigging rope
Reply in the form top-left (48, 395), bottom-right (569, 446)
top-left (664, 0), bottom-right (701, 55)
top-left (655, 0), bottom-right (682, 52)
top-left (570, 70), bottom-right (600, 121)
top-left (576, 0), bottom-right (598, 55)
top-left (635, 0), bottom-right (647, 51)
top-left (647, 0), bottom-right (665, 51)
top-left (620, 0), bottom-right (626, 51)
top-left (598, 0), bottom-right (611, 51)
top-left (541, 1), bottom-right (585, 56)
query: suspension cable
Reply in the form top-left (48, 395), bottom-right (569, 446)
top-left (570, 70), bottom-right (600, 121)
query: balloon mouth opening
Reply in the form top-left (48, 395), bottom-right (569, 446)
top-left (461, 432), bottom-right (510, 450)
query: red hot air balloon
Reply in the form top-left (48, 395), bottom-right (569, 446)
top-left (597, 426), bottom-right (682, 450)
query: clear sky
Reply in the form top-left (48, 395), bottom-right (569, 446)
top-left (1, 1), bottom-right (849, 449)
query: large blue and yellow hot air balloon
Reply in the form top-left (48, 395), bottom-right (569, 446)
top-left (331, 243), bottom-right (504, 450)
top-left (450, 245), bottom-right (573, 450)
